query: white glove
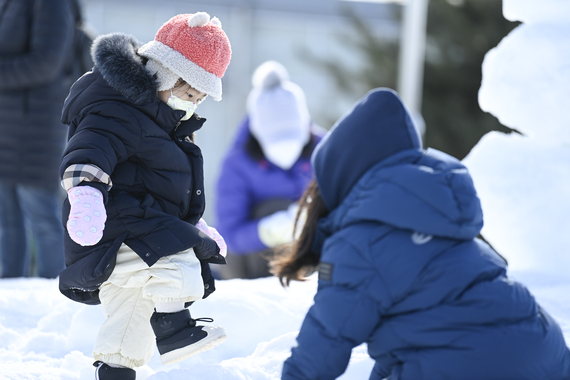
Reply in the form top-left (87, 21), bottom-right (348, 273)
top-left (258, 203), bottom-right (305, 248)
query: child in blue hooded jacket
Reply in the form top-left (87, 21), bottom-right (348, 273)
top-left (272, 88), bottom-right (570, 380)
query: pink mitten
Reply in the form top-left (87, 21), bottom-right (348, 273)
top-left (196, 218), bottom-right (227, 257)
top-left (67, 186), bottom-right (107, 246)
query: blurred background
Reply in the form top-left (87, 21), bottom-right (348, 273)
top-left (77, 0), bottom-right (518, 224)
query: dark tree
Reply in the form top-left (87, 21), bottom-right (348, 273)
top-left (302, 0), bottom-right (519, 159)
top-left (422, 0), bottom-right (519, 159)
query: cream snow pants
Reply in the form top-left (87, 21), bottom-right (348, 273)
top-left (93, 244), bottom-right (204, 368)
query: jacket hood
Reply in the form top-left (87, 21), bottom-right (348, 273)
top-left (91, 33), bottom-right (158, 105)
top-left (312, 88), bottom-right (422, 211)
top-left (311, 88), bottom-right (483, 246)
top-left (62, 33), bottom-right (170, 125)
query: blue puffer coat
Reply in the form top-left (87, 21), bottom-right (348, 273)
top-left (282, 89), bottom-right (570, 380)
top-left (59, 33), bottom-right (217, 305)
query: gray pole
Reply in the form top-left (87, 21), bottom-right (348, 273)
top-left (397, 0), bottom-right (429, 134)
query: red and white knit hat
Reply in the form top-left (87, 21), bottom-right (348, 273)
top-left (138, 12), bottom-right (231, 101)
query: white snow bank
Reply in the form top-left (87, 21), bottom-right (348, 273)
top-left (464, 0), bottom-right (570, 277)
top-left (0, 276), bottom-right (375, 380)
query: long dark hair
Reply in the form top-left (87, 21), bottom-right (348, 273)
top-left (270, 179), bottom-right (329, 286)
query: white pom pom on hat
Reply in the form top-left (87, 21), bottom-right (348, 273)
top-left (210, 17), bottom-right (222, 28)
top-left (247, 61), bottom-right (311, 170)
top-left (252, 61), bottom-right (289, 89)
top-left (138, 12), bottom-right (231, 101)
top-left (186, 12), bottom-right (222, 28)
top-left (187, 12), bottom-right (210, 27)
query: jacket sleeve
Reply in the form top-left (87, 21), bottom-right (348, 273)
top-left (282, 238), bottom-right (391, 380)
top-left (0, 0), bottom-right (74, 90)
top-left (60, 112), bottom-right (138, 194)
top-left (215, 152), bottom-right (267, 254)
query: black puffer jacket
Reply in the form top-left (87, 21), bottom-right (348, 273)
top-left (0, 0), bottom-right (74, 189)
top-left (59, 33), bottom-right (219, 304)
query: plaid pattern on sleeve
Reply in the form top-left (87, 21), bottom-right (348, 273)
top-left (61, 164), bottom-right (113, 192)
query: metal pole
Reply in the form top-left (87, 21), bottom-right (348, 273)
top-left (397, 0), bottom-right (429, 134)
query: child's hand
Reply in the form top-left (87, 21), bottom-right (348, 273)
top-left (196, 218), bottom-right (227, 257)
top-left (194, 232), bottom-right (222, 262)
top-left (67, 186), bottom-right (107, 246)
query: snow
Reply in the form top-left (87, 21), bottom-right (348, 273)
top-left (2, 1), bottom-right (570, 379)
top-left (463, 0), bottom-right (570, 276)
top-left (0, 271), bottom-right (568, 379)
top-left (0, 276), bottom-right (375, 379)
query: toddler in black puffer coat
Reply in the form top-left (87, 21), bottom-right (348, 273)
top-left (59, 12), bottom-right (231, 380)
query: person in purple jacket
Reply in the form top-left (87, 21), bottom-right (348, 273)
top-left (215, 61), bottom-right (324, 279)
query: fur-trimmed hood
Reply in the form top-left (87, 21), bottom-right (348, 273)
top-left (62, 33), bottom-right (165, 126)
top-left (92, 33), bottom-right (158, 104)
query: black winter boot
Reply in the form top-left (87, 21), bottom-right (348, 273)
top-left (150, 309), bottom-right (226, 365)
top-left (94, 361), bottom-right (135, 380)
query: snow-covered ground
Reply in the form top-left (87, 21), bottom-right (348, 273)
top-left (2, 0), bottom-right (569, 379)
top-left (1, 267), bottom-right (570, 380)
top-left (0, 270), bottom-right (568, 380)
top-left (0, 275), bottom-right (378, 380)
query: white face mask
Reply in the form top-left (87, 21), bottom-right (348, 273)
top-left (166, 90), bottom-right (197, 121)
